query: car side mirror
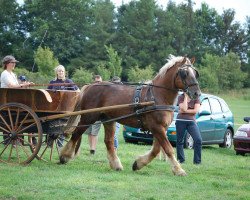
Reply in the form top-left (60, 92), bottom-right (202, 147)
top-left (199, 110), bottom-right (211, 116)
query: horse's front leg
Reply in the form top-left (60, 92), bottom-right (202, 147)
top-left (132, 126), bottom-right (186, 176)
top-left (59, 127), bottom-right (85, 164)
top-left (104, 123), bottom-right (123, 171)
top-left (155, 136), bottom-right (186, 176)
top-left (132, 136), bottom-right (161, 171)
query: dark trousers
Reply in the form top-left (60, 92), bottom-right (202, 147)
top-left (176, 120), bottom-right (202, 164)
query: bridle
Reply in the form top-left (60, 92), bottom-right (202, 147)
top-left (174, 64), bottom-right (199, 92)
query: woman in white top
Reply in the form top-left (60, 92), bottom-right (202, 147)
top-left (1, 55), bottom-right (32, 88)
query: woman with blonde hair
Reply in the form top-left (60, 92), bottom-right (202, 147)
top-left (47, 65), bottom-right (78, 91)
top-left (46, 65), bottom-right (79, 148)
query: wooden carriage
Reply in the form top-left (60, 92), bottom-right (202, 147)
top-left (0, 88), bottom-right (80, 164)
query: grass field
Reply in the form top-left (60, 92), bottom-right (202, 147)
top-left (0, 90), bottom-right (250, 200)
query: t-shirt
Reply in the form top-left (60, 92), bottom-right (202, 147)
top-left (177, 94), bottom-right (200, 120)
top-left (0, 70), bottom-right (19, 88)
top-left (47, 78), bottom-right (79, 91)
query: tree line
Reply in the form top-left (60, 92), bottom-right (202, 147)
top-left (0, 0), bottom-right (249, 92)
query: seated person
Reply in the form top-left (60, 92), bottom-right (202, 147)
top-left (1, 55), bottom-right (33, 145)
top-left (47, 65), bottom-right (79, 91)
top-left (1, 55), bottom-right (33, 88)
top-left (47, 65), bottom-right (79, 148)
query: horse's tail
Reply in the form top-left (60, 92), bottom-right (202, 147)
top-left (64, 84), bottom-right (90, 135)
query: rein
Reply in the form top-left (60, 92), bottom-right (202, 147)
top-left (67, 104), bottom-right (176, 129)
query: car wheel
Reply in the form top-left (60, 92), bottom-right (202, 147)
top-left (236, 151), bottom-right (245, 156)
top-left (184, 133), bottom-right (194, 149)
top-left (219, 129), bottom-right (232, 148)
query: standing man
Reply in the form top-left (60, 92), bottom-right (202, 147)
top-left (84, 75), bottom-right (102, 155)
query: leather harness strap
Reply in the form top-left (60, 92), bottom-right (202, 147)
top-left (132, 84), bottom-right (175, 129)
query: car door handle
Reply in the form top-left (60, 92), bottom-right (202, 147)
top-left (223, 115), bottom-right (226, 118)
top-left (210, 117), bottom-right (214, 120)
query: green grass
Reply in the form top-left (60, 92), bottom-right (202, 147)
top-left (0, 89), bottom-right (250, 200)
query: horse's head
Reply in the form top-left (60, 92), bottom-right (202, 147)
top-left (175, 57), bottom-right (201, 100)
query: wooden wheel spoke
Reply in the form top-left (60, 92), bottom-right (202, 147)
top-left (7, 108), bottom-right (14, 130)
top-left (15, 141), bottom-right (21, 164)
top-left (8, 143), bottom-right (15, 162)
top-left (19, 133), bottom-right (39, 137)
top-left (14, 108), bottom-right (20, 130)
top-left (37, 145), bottom-right (49, 160)
top-left (0, 113), bottom-right (12, 132)
top-left (16, 112), bottom-right (30, 132)
top-left (0, 126), bottom-right (11, 133)
top-left (16, 122), bottom-right (37, 134)
top-left (18, 139), bottom-right (31, 158)
top-left (0, 141), bottom-right (11, 157)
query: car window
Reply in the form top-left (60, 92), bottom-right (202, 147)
top-left (209, 97), bottom-right (222, 114)
top-left (200, 98), bottom-right (211, 113)
top-left (219, 98), bottom-right (230, 112)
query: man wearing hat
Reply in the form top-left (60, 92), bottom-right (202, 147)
top-left (1, 55), bottom-right (32, 88)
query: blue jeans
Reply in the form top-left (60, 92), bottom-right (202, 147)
top-left (176, 120), bottom-right (202, 164)
top-left (114, 123), bottom-right (120, 149)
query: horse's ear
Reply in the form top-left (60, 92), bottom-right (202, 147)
top-left (191, 57), bottom-right (195, 64)
top-left (180, 57), bottom-right (187, 65)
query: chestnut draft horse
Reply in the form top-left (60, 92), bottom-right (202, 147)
top-left (60, 55), bottom-right (201, 176)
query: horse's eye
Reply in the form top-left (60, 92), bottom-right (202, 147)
top-left (179, 69), bottom-right (188, 79)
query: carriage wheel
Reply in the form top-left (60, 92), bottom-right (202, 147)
top-left (0, 103), bottom-right (42, 165)
top-left (30, 120), bottom-right (69, 163)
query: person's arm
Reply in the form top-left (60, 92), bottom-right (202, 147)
top-left (67, 79), bottom-right (79, 91)
top-left (3, 77), bottom-right (32, 88)
top-left (47, 80), bottom-right (54, 89)
top-left (179, 93), bottom-right (188, 113)
top-left (183, 103), bottom-right (200, 114)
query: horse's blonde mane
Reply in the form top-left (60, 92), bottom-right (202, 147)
top-left (158, 55), bottom-right (187, 77)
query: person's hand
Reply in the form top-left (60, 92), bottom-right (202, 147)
top-left (20, 81), bottom-right (35, 88)
top-left (28, 82), bottom-right (35, 86)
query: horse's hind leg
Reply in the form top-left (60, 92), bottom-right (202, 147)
top-left (59, 127), bottom-right (84, 164)
top-left (103, 122), bottom-right (123, 171)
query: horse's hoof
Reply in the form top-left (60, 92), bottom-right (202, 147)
top-left (115, 167), bottom-right (123, 171)
top-left (59, 156), bottom-right (68, 164)
top-left (174, 169), bottom-right (187, 176)
top-left (132, 161), bottom-right (139, 171)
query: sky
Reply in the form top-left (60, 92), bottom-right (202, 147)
top-left (112, 0), bottom-right (249, 23)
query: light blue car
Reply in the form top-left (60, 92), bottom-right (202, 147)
top-left (123, 94), bottom-right (234, 149)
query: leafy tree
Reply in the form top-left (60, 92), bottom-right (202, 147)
top-left (105, 45), bottom-right (122, 77)
top-left (198, 67), bottom-right (219, 93)
top-left (72, 67), bottom-right (93, 85)
top-left (199, 53), bottom-right (247, 92)
top-left (95, 64), bottom-right (111, 81)
top-left (0, 0), bottom-right (25, 60)
top-left (82, 0), bottom-right (116, 68)
top-left (34, 46), bottom-right (59, 77)
top-left (217, 52), bottom-right (247, 90)
top-left (114, 0), bottom-right (159, 69)
top-left (127, 65), bottom-right (154, 82)
top-left (23, 0), bottom-right (92, 64)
